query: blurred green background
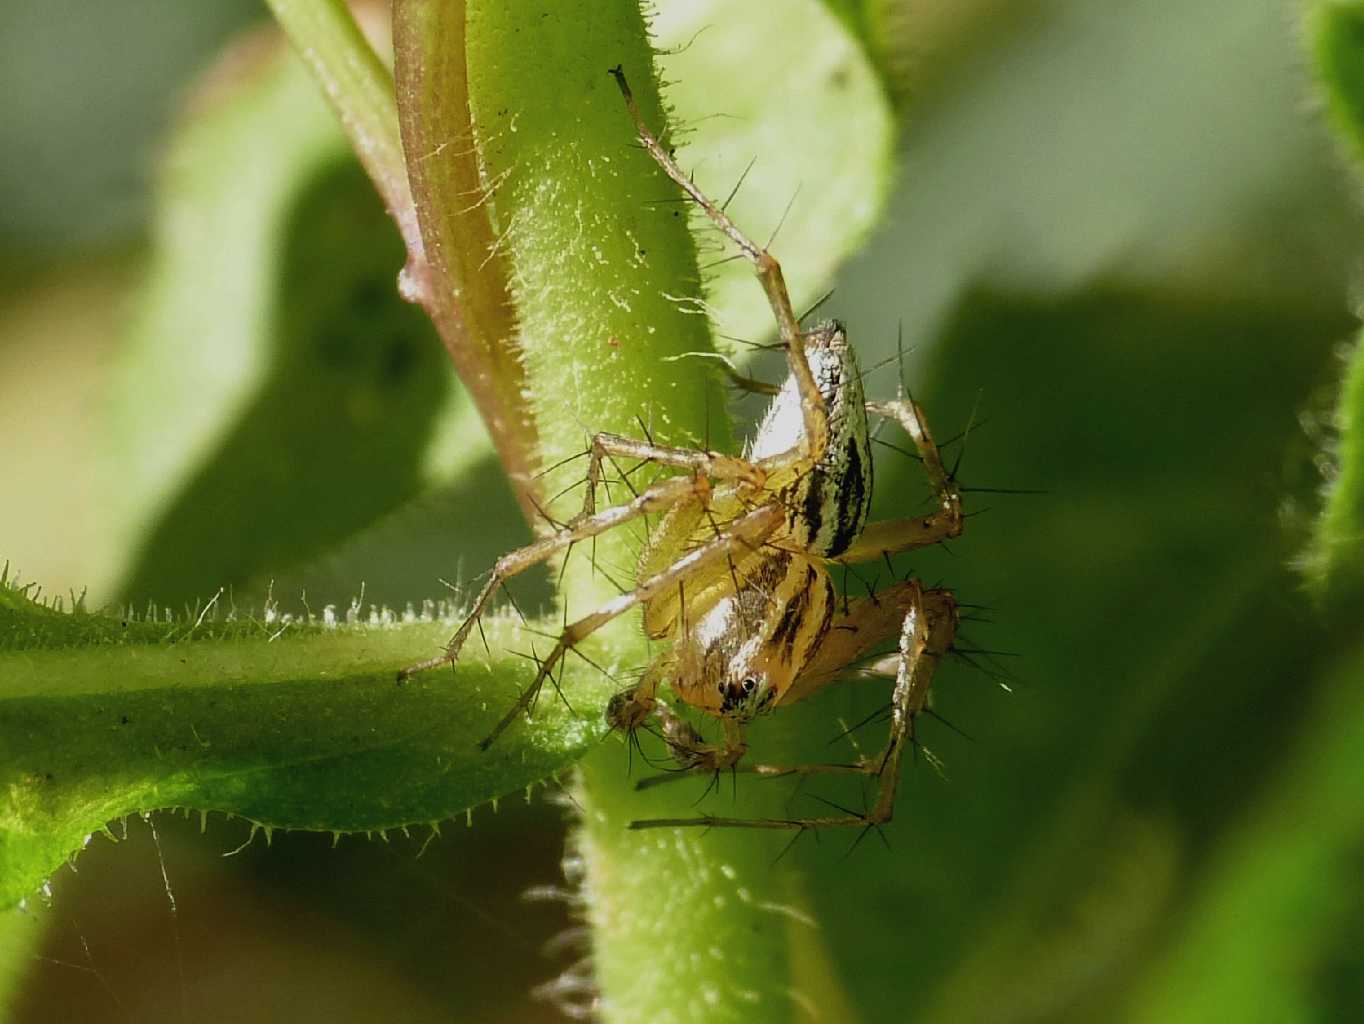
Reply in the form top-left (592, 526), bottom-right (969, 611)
top-left (4, 0), bottom-right (1364, 1021)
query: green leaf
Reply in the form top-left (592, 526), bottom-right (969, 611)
top-left (107, 37), bottom-right (465, 609)
top-left (653, 0), bottom-right (894, 350)
top-left (1125, 642), bottom-right (1364, 1023)
top-left (0, 573), bottom-right (618, 911)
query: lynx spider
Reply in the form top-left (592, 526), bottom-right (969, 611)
top-left (399, 66), bottom-right (963, 830)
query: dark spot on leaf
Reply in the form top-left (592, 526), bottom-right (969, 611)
top-left (380, 334), bottom-right (418, 382)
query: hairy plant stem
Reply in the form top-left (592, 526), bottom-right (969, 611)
top-left (459, 2), bottom-right (802, 1019)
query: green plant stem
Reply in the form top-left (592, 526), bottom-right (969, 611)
top-left (576, 747), bottom-right (821, 1023)
top-left (459, 2), bottom-right (804, 1019)
top-left (1308, 332), bottom-right (1364, 600)
top-left (1309, 0), bottom-right (1364, 170)
top-left (391, 0), bottom-right (540, 525)
top-left (266, 0), bottom-right (542, 523)
top-left (261, 0), bottom-right (416, 253)
top-left (1305, 1), bottom-right (1364, 601)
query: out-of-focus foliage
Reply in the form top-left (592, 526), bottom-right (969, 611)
top-left (811, 286), bottom-right (1357, 1021)
top-left (1312, 0), bottom-right (1364, 167)
top-left (110, 56), bottom-right (454, 608)
top-left (1305, 0), bottom-right (1364, 604)
top-left (0, 1), bottom-right (262, 256)
top-left (4, 0), bottom-right (1364, 1021)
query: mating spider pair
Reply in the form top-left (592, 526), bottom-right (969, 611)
top-left (399, 66), bottom-right (964, 831)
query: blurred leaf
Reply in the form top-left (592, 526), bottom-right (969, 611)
top-left (1126, 642), bottom-right (1364, 1022)
top-left (653, 0), bottom-right (894, 351)
top-left (822, 0), bottom-right (1362, 369)
top-left (0, 1), bottom-right (262, 253)
top-left (0, 257), bottom-right (141, 596)
top-left (816, 0), bottom-right (874, 44)
top-left (1304, 2), bottom-right (1364, 603)
top-left (774, 284), bottom-right (1351, 1021)
top-left (109, 35), bottom-right (465, 609)
top-left (869, 0), bottom-right (1054, 102)
top-left (1308, 0), bottom-right (1364, 172)
top-left (809, 0), bottom-right (978, 100)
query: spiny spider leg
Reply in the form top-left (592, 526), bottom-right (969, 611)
top-left (829, 398), bottom-right (964, 563)
top-left (605, 656), bottom-right (674, 738)
top-left (398, 472), bottom-right (712, 680)
top-left (722, 365), bottom-right (782, 397)
top-left (405, 420), bottom-right (782, 684)
top-left (627, 580), bottom-right (954, 830)
top-left (635, 760), bottom-right (868, 792)
top-left (627, 698), bottom-right (867, 792)
top-left (609, 65), bottom-right (828, 471)
top-left (624, 582), bottom-right (953, 786)
top-left (576, 431), bottom-right (764, 521)
top-left (478, 504), bottom-right (784, 750)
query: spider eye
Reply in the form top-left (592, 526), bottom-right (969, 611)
top-left (721, 677), bottom-right (764, 715)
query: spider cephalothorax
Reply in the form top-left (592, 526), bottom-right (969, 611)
top-left (399, 66), bottom-right (964, 830)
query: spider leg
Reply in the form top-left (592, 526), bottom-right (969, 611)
top-left (654, 349), bottom-right (783, 397)
top-left (627, 580), bottom-right (956, 830)
top-left (725, 369), bottom-right (782, 397)
top-left (609, 65), bottom-right (828, 470)
top-left (576, 431), bottom-right (764, 521)
top-left (635, 759), bottom-right (868, 792)
top-left (397, 472), bottom-right (713, 681)
top-left (784, 581), bottom-right (956, 705)
top-left (627, 696), bottom-right (867, 792)
top-left (605, 654), bottom-right (673, 738)
top-left (831, 398), bottom-right (964, 563)
top-left (477, 504), bottom-right (784, 749)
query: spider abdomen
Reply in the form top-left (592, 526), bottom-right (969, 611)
top-left (748, 321), bottom-right (873, 557)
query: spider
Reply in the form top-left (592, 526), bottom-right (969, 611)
top-left (399, 66), bottom-right (963, 830)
